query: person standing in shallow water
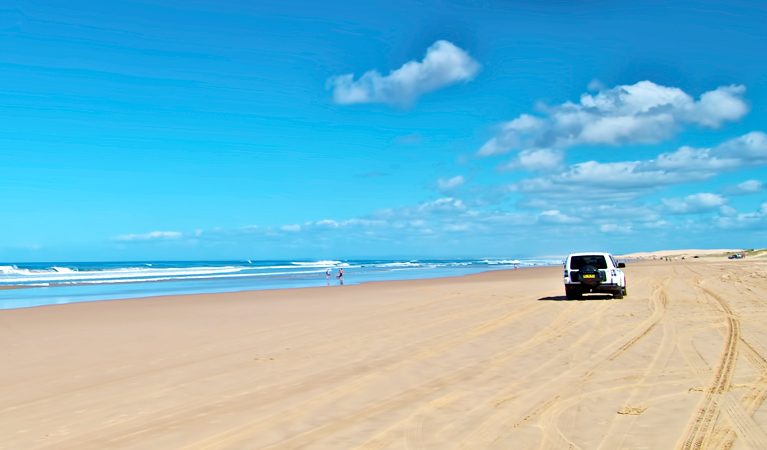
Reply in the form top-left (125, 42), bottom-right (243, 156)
top-left (337, 268), bottom-right (343, 279)
top-left (326, 268), bottom-right (331, 279)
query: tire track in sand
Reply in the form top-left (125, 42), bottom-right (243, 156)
top-left (254, 300), bottom-right (589, 450)
top-left (594, 279), bottom-right (675, 450)
top-left (676, 274), bottom-right (762, 450)
top-left (355, 301), bottom-right (608, 450)
top-left (536, 274), bottom-right (671, 450)
top-left (343, 392), bottom-right (466, 450)
top-left (694, 268), bottom-right (767, 450)
top-left (699, 271), bottom-right (767, 450)
top-left (712, 339), bottom-right (767, 450)
top-left (169, 295), bottom-right (556, 450)
top-left (28, 290), bottom-right (545, 450)
top-left (458, 275), bottom-right (670, 449)
top-left (273, 297), bottom-right (606, 450)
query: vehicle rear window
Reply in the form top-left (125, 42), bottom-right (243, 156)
top-left (569, 255), bottom-right (608, 270)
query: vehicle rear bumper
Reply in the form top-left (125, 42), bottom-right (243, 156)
top-left (565, 283), bottom-right (622, 293)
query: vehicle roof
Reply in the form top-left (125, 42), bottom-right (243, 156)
top-left (566, 252), bottom-right (613, 257)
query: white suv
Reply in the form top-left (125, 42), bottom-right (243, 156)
top-left (564, 252), bottom-right (627, 300)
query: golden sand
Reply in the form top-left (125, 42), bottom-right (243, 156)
top-left (2, 257), bottom-right (767, 449)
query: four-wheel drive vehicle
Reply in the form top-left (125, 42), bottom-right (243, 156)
top-left (564, 252), bottom-right (627, 300)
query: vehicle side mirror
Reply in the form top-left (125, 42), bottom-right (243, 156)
top-left (618, 262), bottom-right (626, 268)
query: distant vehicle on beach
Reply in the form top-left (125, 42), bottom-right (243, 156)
top-left (563, 252), bottom-right (627, 300)
top-left (728, 253), bottom-right (744, 259)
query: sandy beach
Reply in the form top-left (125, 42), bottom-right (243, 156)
top-left (2, 256), bottom-right (767, 449)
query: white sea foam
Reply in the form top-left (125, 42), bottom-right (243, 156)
top-left (48, 269), bottom-right (328, 285)
top-left (482, 259), bottom-right (520, 265)
top-left (0, 266), bottom-right (19, 274)
top-left (0, 265), bottom-right (247, 284)
top-left (291, 260), bottom-right (343, 267)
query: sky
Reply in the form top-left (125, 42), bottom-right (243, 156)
top-left (1, 0), bottom-right (766, 261)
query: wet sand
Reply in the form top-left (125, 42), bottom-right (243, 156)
top-left (1, 258), bottom-right (767, 449)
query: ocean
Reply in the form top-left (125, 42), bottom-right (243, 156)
top-left (0, 258), bottom-right (562, 310)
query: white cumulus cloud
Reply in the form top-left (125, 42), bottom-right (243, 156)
top-left (328, 40), bottom-right (481, 106)
top-left (722, 180), bottom-right (765, 195)
top-left (715, 202), bottom-right (767, 229)
top-left (315, 220), bottom-right (340, 228)
top-left (479, 81), bottom-right (749, 156)
top-left (500, 148), bottom-right (563, 172)
top-left (645, 145), bottom-right (739, 172)
top-left (716, 131), bottom-right (767, 164)
top-left (661, 193), bottom-right (727, 214)
top-left (510, 132), bottom-right (767, 204)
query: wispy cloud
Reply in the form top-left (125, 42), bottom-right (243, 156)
top-left (599, 223), bottom-right (633, 234)
top-left (538, 210), bottom-right (580, 224)
top-left (328, 40), bottom-right (481, 106)
top-left (437, 175), bottom-right (466, 194)
top-left (371, 198), bottom-right (468, 220)
top-left (114, 231), bottom-right (182, 241)
top-left (479, 81), bottom-right (749, 156)
top-left (393, 133), bottom-right (424, 145)
top-left (356, 171), bottom-right (389, 178)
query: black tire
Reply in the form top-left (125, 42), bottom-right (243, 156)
top-left (613, 289), bottom-right (624, 299)
top-left (623, 284), bottom-right (628, 296)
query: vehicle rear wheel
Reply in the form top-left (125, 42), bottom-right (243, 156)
top-left (613, 290), bottom-right (624, 299)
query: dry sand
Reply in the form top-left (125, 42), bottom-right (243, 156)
top-left (2, 257), bottom-right (767, 449)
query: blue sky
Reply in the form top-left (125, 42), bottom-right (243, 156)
top-left (2, 0), bottom-right (766, 261)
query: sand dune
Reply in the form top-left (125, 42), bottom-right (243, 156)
top-left (617, 248), bottom-right (744, 259)
top-left (2, 257), bottom-right (767, 449)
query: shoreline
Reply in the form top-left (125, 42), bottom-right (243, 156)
top-left (0, 261), bottom-right (554, 311)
